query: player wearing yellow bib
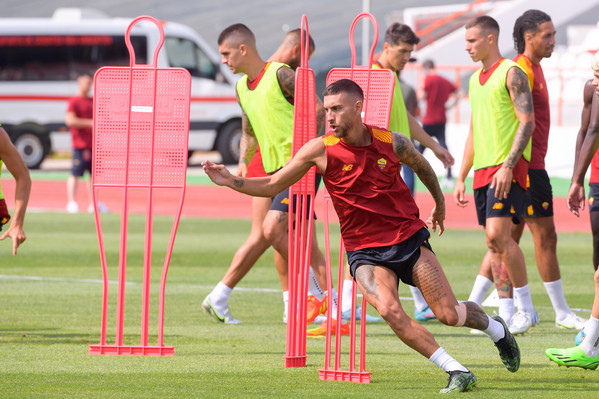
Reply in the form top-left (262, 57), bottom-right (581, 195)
top-left (454, 15), bottom-right (538, 335)
top-left (203, 24), bottom-right (334, 329)
top-left (0, 125), bottom-right (31, 256)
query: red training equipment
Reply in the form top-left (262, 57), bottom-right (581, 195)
top-left (285, 14), bottom-right (318, 368)
top-left (319, 11), bottom-right (395, 383)
top-left (89, 15), bottom-right (191, 356)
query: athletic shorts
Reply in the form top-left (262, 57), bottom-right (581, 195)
top-left (71, 148), bottom-right (92, 177)
top-left (589, 183), bottom-right (599, 213)
top-left (474, 181), bottom-right (524, 227)
top-left (347, 227), bottom-right (433, 287)
top-left (270, 173), bottom-right (322, 219)
top-left (519, 169), bottom-right (553, 218)
top-left (0, 198), bottom-right (10, 231)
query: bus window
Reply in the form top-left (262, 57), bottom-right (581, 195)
top-left (0, 35), bottom-right (147, 81)
top-left (164, 36), bottom-right (217, 80)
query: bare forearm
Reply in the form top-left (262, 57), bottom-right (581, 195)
top-left (414, 160), bottom-right (445, 208)
top-left (503, 121), bottom-right (533, 169)
top-left (239, 132), bottom-right (257, 166)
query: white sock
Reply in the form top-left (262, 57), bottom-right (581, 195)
top-left (468, 275), bottom-right (494, 305)
top-left (308, 266), bottom-right (325, 301)
top-left (283, 290), bottom-right (289, 316)
top-left (498, 298), bottom-right (514, 323)
top-left (513, 284), bottom-right (535, 314)
top-left (543, 279), bottom-right (572, 321)
top-left (324, 289), bottom-right (339, 319)
top-left (429, 347), bottom-right (469, 373)
top-left (341, 280), bottom-right (354, 312)
top-left (410, 286), bottom-right (429, 311)
top-left (208, 281), bottom-right (233, 309)
top-left (483, 315), bottom-right (506, 342)
top-left (580, 316), bottom-right (599, 357)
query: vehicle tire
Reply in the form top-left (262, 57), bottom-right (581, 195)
top-left (12, 124), bottom-right (51, 169)
top-left (215, 120), bottom-right (242, 164)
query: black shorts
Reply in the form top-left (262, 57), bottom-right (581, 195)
top-left (270, 173), bottom-right (322, 219)
top-left (71, 148), bottom-right (92, 177)
top-left (590, 183), bottom-right (599, 213)
top-left (519, 169), bottom-right (553, 218)
top-left (474, 182), bottom-right (524, 227)
top-left (347, 227), bottom-right (433, 287)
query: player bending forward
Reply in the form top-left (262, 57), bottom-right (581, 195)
top-left (203, 79), bottom-right (520, 393)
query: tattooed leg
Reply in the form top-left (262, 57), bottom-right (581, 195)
top-left (354, 264), bottom-right (440, 358)
top-left (490, 254), bottom-right (513, 299)
top-left (412, 247), bottom-right (458, 326)
top-left (413, 248), bottom-right (491, 330)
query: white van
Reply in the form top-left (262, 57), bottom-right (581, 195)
top-left (0, 8), bottom-right (242, 168)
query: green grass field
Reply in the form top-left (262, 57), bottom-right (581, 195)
top-left (1, 212), bottom-right (597, 398)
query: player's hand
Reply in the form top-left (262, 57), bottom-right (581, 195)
top-left (426, 204), bottom-right (445, 236)
top-left (453, 179), bottom-right (468, 207)
top-left (433, 147), bottom-right (455, 169)
top-left (491, 167), bottom-right (513, 199)
top-left (0, 225), bottom-right (26, 256)
top-left (236, 162), bottom-right (248, 177)
top-left (567, 182), bottom-right (585, 217)
top-left (202, 160), bottom-right (233, 187)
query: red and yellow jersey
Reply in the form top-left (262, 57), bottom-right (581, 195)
top-left (321, 125), bottom-right (426, 251)
top-left (514, 54), bottom-right (550, 169)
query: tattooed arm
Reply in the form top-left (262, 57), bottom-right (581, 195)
top-left (237, 91), bottom-right (258, 177)
top-left (277, 66), bottom-right (326, 136)
top-left (493, 66), bottom-right (535, 199)
top-left (392, 132), bottom-right (445, 234)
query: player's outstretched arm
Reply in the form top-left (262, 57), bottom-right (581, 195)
top-left (203, 137), bottom-right (326, 198)
top-left (454, 121), bottom-right (474, 208)
top-left (493, 66), bottom-right (534, 199)
top-left (0, 127), bottom-right (31, 256)
top-left (392, 132), bottom-right (445, 235)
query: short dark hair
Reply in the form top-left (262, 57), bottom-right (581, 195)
top-left (512, 10), bottom-right (552, 54)
top-left (385, 23), bottom-right (420, 46)
top-left (323, 79), bottom-right (363, 101)
top-left (286, 28), bottom-right (315, 52)
top-left (218, 23), bottom-right (255, 46)
top-left (465, 15), bottom-right (500, 37)
top-left (422, 59), bottom-right (435, 69)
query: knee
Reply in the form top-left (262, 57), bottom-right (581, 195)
top-left (486, 233), bottom-right (509, 253)
top-left (262, 219), bottom-right (285, 245)
top-left (374, 300), bottom-right (403, 322)
top-left (538, 230), bottom-right (558, 251)
top-left (441, 302), bottom-right (468, 326)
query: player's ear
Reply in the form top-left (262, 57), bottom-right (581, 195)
top-left (354, 99), bottom-right (363, 114)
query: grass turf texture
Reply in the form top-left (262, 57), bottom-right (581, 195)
top-left (1, 212), bottom-right (597, 398)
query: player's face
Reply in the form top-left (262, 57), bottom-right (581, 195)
top-left (78, 75), bottom-right (93, 94)
top-left (219, 41), bottom-right (244, 73)
top-left (528, 21), bottom-right (556, 59)
top-left (384, 41), bottom-right (414, 72)
top-left (324, 93), bottom-right (362, 138)
top-left (465, 26), bottom-right (489, 63)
